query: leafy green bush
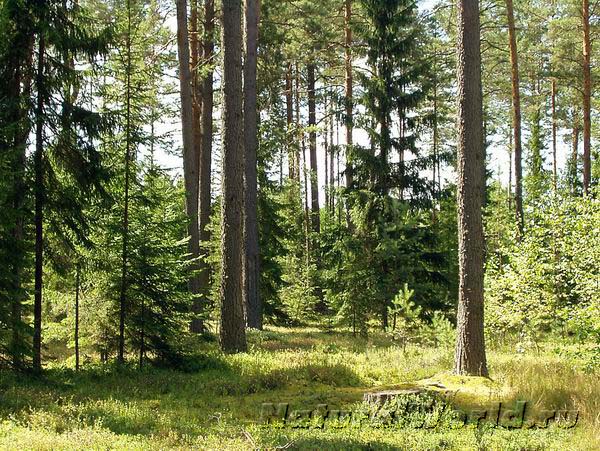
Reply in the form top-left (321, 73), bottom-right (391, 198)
top-left (485, 193), bottom-right (600, 364)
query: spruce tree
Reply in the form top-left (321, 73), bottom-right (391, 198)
top-left (3, 0), bottom-right (112, 371)
top-left (0, 0), bottom-right (35, 369)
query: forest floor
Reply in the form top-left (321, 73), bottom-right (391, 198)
top-left (0, 327), bottom-right (598, 450)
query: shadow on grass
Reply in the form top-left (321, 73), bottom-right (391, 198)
top-left (0, 356), bottom-right (364, 438)
top-left (288, 437), bottom-right (398, 450)
top-left (251, 327), bottom-right (396, 353)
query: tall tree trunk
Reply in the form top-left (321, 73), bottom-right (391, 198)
top-left (344, 0), bottom-right (353, 191)
top-left (192, 0), bottom-right (215, 333)
top-left (33, 33), bottom-right (46, 373)
top-left (506, 0), bottom-right (523, 236)
top-left (243, 0), bottom-right (261, 330)
top-left (176, 0), bottom-right (203, 331)
top-left (191, 0), bottom-right (202, 176)
top-left (220, 0), bottom-right (247, 353)
top-left (286, 64), bottom-right (295, 179)
top-left (308, 63), bottom-right (326, 312)
top-left (307, 63), bottom-right (320, 233)
top-left (296, 66), bottom-right (310, 262)
top-left (118, 0), bottom-right (133, 365)
top-left (582, 0), bottom-right (592, 195)
top-left (329, 109), bottom-right (335, 211)
top-left (190, 0), bottom-right (204, 330)
top-left (454, 0), bottom-right (488, 377)
top-left (74, 262), bottom-right (80, 371)
top-left (551, 79), bottom-right (558, 191)
top-left (295, 64), bottom-right (302, 184)
top-left (302, 136), bottom-right (311, 267)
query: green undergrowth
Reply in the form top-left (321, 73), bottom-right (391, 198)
top-left (0, 327), bottom-right (597, 450)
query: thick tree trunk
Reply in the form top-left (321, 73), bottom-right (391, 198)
top-left (176, 0), bottom-right (203, 332)
top-left (243, 0), bottom-right (262, 330)
top-left (192, 0), bottom-right (215, 333)
top-left (506, 0), bottom-right (523, 236)
top-left (220, 0), bottom-right (247, 353)
top-left (582, 0), bottom-right (592, 195)
top-left (33, 33), bottom-right (46, 373)
top-left (454, 0), bottom-right (488, 377)
top-left (307, 63), bottom-right (320, 234)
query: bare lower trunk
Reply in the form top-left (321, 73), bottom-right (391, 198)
top-left (243, 0), bottom-right (262, 330)
top-left (194, 0), bottom-right (215, 332)
top-left (220, 0), bottom-right (247, 353)
top-left (176, 0), bottom-right (202, 332)
top-left (454, 0), bottom-right (488, 377)
top-left (190, 0), bottom-right (204, 330)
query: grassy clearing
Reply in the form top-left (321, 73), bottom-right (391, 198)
top-left (0, 327), bottom-right (598, 450)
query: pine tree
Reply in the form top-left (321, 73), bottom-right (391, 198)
top-left (175, 0), bottom-right (203, 333)
top-left (505, 0), bottom-right (524, 235)
top-left (454, 0), bottom-right (488, 377)
top-left (220, 0), bottom-right (247, 353)
top-left (243, 0), bottom-right (262, 329)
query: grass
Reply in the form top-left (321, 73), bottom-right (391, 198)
top-left (0, 327), bottom-right (598, 450)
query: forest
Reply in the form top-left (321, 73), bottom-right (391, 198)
top-left (0, 0), bottom-right (599, 449)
